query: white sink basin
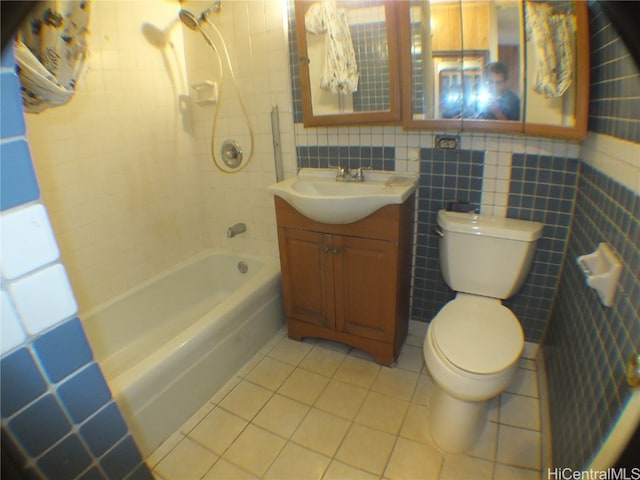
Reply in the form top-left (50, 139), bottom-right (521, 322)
top-left (268, 168), bottom-right (418, 224)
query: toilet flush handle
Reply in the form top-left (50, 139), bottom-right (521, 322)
top-left (434, 226), bottom-right (444, 238)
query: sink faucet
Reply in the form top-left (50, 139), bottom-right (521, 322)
top-left (334, 165), bottom-right (368, 182)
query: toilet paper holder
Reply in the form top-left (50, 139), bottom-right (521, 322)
top-left (576, 242), bottom-right (622, 307)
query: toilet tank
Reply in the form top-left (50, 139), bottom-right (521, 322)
top-left (437, 210), bottom-right (543, 299)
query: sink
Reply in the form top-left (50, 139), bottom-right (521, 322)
top-left (268, 168), bottom-right (418, 224)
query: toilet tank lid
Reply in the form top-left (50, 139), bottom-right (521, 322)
top-left (437, 210), bottom-right (543, 241)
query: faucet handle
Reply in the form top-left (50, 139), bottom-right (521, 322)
top-left (330, 163), bottom-right (347, 178)
top-left (351, 166), bottom-right (370, 181)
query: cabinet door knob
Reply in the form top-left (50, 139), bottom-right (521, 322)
top-left (323, 246), bottom-right (331, 253)
top-left (332, 248), bottom-right (340, 254)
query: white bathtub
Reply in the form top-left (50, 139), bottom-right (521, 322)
top-left (82, 250), bottom-right (284, 457)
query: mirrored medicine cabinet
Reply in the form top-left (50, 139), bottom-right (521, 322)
top-left (294, 0), bottom-right (589, 140)
top-left (294, 0), bottom-right (402, 126)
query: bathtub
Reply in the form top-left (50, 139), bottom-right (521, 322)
top-left (82, 250), bottom-right (284, 457)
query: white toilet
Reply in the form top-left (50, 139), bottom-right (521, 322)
top-left (423, 209), bottom-right (543, 453)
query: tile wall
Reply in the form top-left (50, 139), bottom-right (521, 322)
top-left (182, 0), bottom-right (297, 259)
top-left (24, 1), bottom-right (208, 314)
top-left (542, 2), bottom-right (640, 469)
top-left (1, 46), bottom-right (151, 479)
top-left (287, 4), bottom-right (580, 344)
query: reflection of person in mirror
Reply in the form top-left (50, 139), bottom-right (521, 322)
top-left (479, 62), bottom-right (520, 121)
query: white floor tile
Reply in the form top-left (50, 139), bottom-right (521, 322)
top-left (264, 442), bottom-right (331, 480)
top-left (333, 355), bottom-right (380, 389)
top-left (299, 345), bottom-right (347, 377)
top-left (218, 380), bottom-right (273, 421)
top-left (203, 458), bottom-right (257, 479)
top-left (500, 393), bottom-right (541, 431)
top-left (439, 453), bottom-right (493, 480)
top-left (149, 330), bottom-right (546, 479)
top-left (245, 356), bottom-right (295, 391)
top-left (291, 408), bottom-right (351, 457)
top-left (384, 437), bottom-right (443, 480)
top-left (505, 368), bottom-right (539, 398)
top-left (268, 336), bottom-right (314, 366)
top-left (322, 460), bottom-right (378, 480)
top-left (354, 391), bottom-right (409, 435)
top-left (223, 425), bottom-right (286, 477)
top-left (154, 437), bottom-right (218, 480)
top-left (335, 424), bottom-right (396, 476)
top-left (496, 424), bottom-right (541, 470)
top-left (252, 393), bottom-right (310, 438)
top-left (278, 368), bottom-right (330, 405)
top-left (370, 365), bottom-right (420, 400)
top-left (189, 407), bottom-right (248, 455)
top-left (314, 379), bottom-right (368, 420)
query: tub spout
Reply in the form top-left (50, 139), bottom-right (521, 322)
top-left (227, 222), bottom-right (246, 238)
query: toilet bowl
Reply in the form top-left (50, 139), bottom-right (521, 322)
top-left (423, 210), bottom-right (542, 453)
top-left (424, 294), bottom-right (523, 452)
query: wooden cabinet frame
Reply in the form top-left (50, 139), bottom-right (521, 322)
top-left (275, 196), bottom-right (414, 365)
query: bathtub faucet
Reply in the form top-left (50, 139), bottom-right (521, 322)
top-left (227, 222), bottom-right (247, 238)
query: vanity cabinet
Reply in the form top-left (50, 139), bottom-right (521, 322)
top-left (274, 196), bottom-right (414, 365)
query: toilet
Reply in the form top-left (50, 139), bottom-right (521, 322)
top-left (423, 209), bottom-right (543, 453)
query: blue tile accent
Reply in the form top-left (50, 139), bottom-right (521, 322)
top-left (0, 348), bottom-right (47, 417)
top-left (100, 436), bottom-right (146, 480)
top-left (1, 72), bottom-right (26, 138)
top-left (79, 402), bottom-right (128, 457)
top-left (411, 148), bottom-right (484, 321)
top-left (37, 434), bottom-right (92, 480)
top-left (0, 139), bottom-right (40, 211)
top-left (77, 467), bottom-right (107, 480)
top-left (2, 44), bottom-right (15, 67)
top-left (33, 317), bottom-right (93, 383)
top-left (544, 163), bottom-right (640, 468)
top-left (296, 145), bottom-right (395, 171)
top-left (56, 363), bottom-right (112, 423)
top-left (127, 463), bottom-right (155, 480)
top-left (8, 394), bottom-right (71, 456)
top-left (1, 427), bottom-right (28, 470)
top-left (505, 154), bottom-right (580, 341)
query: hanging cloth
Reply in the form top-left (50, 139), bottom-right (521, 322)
top-left (305, 0), bottom-right (359, 95)
top-left (525, 1), bottom-right (574, 98)
top-left (15, 1), bottom-right (91, 113)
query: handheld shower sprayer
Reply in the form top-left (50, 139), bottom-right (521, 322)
top-left (178, 1), bottom-right (221, 30)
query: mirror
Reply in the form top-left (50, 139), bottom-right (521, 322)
top-left (294, 0), bottom-right (401, 126)
top-left (402, 0), bottom-right (524, 133)
top-left (400, 0), bottom-right (588, 138)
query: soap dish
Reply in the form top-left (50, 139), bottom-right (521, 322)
top-left (576, 242), bottom-right (622, 307)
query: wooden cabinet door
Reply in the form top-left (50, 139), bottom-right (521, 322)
top-left (333, 235), bottom-right (398, 342)
top-left (278, 228), bottom-right (335, 329)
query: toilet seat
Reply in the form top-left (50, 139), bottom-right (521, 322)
top-left (431, 295), bottom-right (523, 375)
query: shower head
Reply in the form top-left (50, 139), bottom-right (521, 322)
top-left (178, 9), bottom-right (200, 30)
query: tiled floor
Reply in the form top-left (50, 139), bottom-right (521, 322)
top-left (148, 322), bottom-right (546, 480)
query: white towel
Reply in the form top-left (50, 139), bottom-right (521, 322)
top-left (305, 0), bottom-right (359, 95)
